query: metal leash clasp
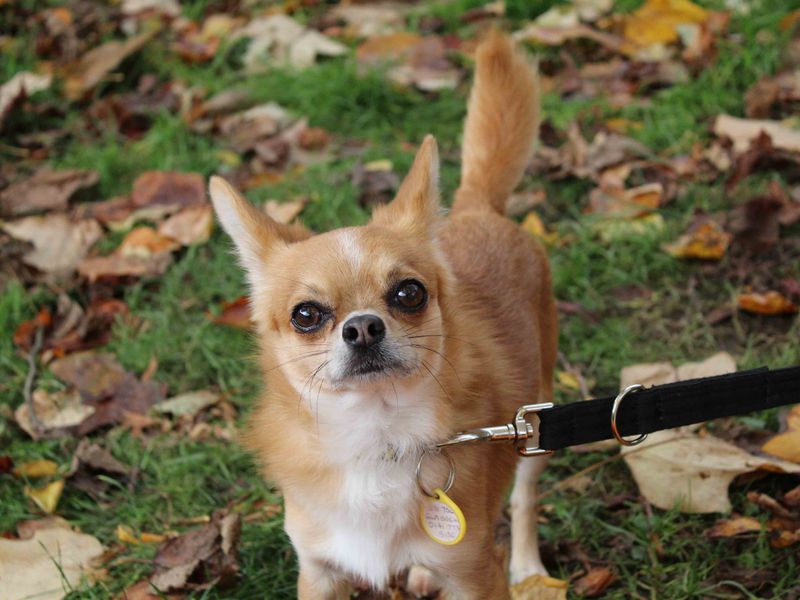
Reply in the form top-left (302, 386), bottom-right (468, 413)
top-left (436, 402), bottom-right (554, 457)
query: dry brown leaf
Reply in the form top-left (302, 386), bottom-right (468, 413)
top-left (15, 389), bottom-right (95, 440)
top-left (737, 290), bottom-right (798, 316)
top-left (237, 15), bottom-right (346, 71)
top-left (573, 567), bottom-right (615, 597)
top-left (0, 168), bottom-right (98, 217)
top-left (663, 219), bottom-right (731, 260)
top-left (0, 523), bottom-right (104, 600)
top-left (706, 516), bottom-right (763, 537)
top-left (0, 71), bottom-right (51, 130)
top-left (619, 352), bottom-right (735, 390)
top-left (212, 296), bottom-right (252, 330)
top-left (158, 205), bottom-right (214, 246)
top-left (2, 214), bottom-right (102, 279)
top-left (24, 479), bottom-right (65, 514)
top-left (330, 3), bottom-right (410, 37)
top-left (356, 31), bottom-right (422, 63)
top-left (153, 390), bottom-right (220, 418)
top-left (119, 579), bottom-right (184, 599)
top-left (49, 351), bottom-right (164, 435)
top-left (16, 516), bottom-right (71, 540)
top-left (64, 29), bottom-right (157, 100)
top-left (713, 114), bottom-right (800, 155)
top-left (264, 197), bottom-right (308, 224)
top-left (131, 171), bottom-right (207, 212)
top-left (78, 251), bottom-right (173, 281)
top-left (13, 459), bottom-right (59, 478)
top-left (150, 511), bottom-right (241, 592)
top-left (510, 574), bottom-right (568, 600)
top-left (622, 430), bottom-right (800, 513)
top-left (513, 23), bottom-right (623, 53)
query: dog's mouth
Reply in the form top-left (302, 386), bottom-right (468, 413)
top-left (339, 347), bottom-right (412, 382)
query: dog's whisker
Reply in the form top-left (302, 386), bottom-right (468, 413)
top-left (420, 359), bottom-right (452, 402)
top-left (264, 350), bottom-right (329, 373)
top-left (408, 343), bottom-right (462, 385)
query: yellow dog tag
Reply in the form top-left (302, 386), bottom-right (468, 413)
top-left (420, 488), bottom-right (466, 546)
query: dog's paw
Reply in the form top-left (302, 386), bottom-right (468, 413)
top-left (406, 565), bottom-right (442, 599)
top-left (509, 560), bottom-right (549, 585)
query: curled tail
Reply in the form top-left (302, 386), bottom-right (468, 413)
top-left (452, 31), bottom-right (540, 215)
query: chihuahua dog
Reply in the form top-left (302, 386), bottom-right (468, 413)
top-left (210, 31), bottom-right (556, 599)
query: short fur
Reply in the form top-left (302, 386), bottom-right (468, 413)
top-left (210, 31), bottom-right (556, 599)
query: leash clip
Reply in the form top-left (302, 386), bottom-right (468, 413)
top-left (436, 402), bottom-right (554, 457)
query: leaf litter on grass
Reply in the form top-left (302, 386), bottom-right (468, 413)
top-left (1, 0), bottom-right (800, 597)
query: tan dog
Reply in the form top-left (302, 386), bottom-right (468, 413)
top-left (210, 31), bottom-right (556, 599)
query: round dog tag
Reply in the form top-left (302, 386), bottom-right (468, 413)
top-left (420, 488), bottom-right (466, 546)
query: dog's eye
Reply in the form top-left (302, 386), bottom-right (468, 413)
top-left (291, 303), bottom-right (326, 332)
top-left (391, 279), bottom-right (427, 312)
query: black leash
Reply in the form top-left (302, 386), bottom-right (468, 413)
top-left (436, 365), bottom-right (800, 456)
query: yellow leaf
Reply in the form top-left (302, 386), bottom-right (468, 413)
top-left (556, 371), bottom-right (581, 391)
top-left (215, 150), bottom-right (241, 167)
top-left (25, 480), bottom-right (65, 514)
top-left (139, 532), bottom-right (168, 544)
top-left (522, 212), bottom-right (559, 245)
top-left (663, 221), bottom-right (731, 260)
top-left (605, 117), bottom-right (644, 134)
top-left (511, 574), bottom-right (568, 600)
top-left (707, 516), bottom-right (762, 538)
top-left (364, 159), bottom-right (393, 172)
top-left (14, 459), bottom-right (58, 478)
top-left (737, 291), bottom-right (798, 316)
top-left (116, 524), bottom-right (140, 545)
top-left (762, 432), bottom-right (800, 464)
top-left (624, 0), bottom-right (708, 47)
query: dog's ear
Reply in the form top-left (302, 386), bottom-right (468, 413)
top-left (209, 176), bottom-right (309, 292)
top-left (371, 135), bottom-right (440, 235)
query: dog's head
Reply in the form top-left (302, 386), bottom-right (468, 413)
top-left (210, 136), bottom-right (449, 403)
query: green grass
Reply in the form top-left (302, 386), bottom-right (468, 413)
top-left (2, 1), bottom-right (799, 598)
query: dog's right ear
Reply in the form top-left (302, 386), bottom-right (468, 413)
top-left (209, 176), bottom-right (309, 292)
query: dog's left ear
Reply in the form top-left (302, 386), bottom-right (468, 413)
top-left (371, 135), bottom-right (440, 235)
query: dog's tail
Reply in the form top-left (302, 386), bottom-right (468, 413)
top-left (452, 31), bottom-right (540, 215)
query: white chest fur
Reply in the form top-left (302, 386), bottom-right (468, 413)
top-left (289, 381), bottom-right (445, 586)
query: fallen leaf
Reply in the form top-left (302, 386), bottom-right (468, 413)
top-left (24, 479), bottom-right (65, 514)
top-left (727, 190), bottom-right (784, 253)
top-left (14, 389), bottom-right (96, 440)
top-left (0, 456), bottom-right (13, 475)
top-left (217, 103), bottom-right (291, 153)
top-left (237, 15), bottom-right (346, 71)
top-left (573, 567), bottom-right (615, 597)
top-left (78, 251), bottom-right (173, 281)
top-left (745, 70), bottom-right (800, 119)
top-left (153, 390), bottom-right (220, 418)
top-left (737, 290), bottom-right (798, 316)
top-left (513, 23), bottom-right (623, 53)
top-left (16, 516), bottom-right (71, 540)
top-left (784, 486), bottom-right (800, 507)
top-left (212, 296), bottom-right (252, 329)
top-left (150, 511), bottom-right (241, 592)
top-left (762, 405), bottom-right (800, 463)
top-left (0, 522), bottom-right (104, 600)
top-left (131, 171), bottom-right (207, 212)
top-left (64, 29), bottom-right (157, 100)
top-left (352, 161), bottom-right (400, 208)
top-left (158, 205), bottom-right (214, 246)
top-left (330, 3), bottom-right (410, 38)
top-left (49, 351), bottom-right (165, 435)
top-left (0, 71), bottom-right (52, 130)
top-left (586, 183), bottom-right (662, 218)
top-left (13, 459), bottom-right (58, 478)
top-left (13, 307), bottom-right (52, 351)
top-left (510, 573), bottom-right (568, 600)
top-left (2, 214), bottom-right (102, 279)
top-left (623, 0), bottom-right (708, 49)
top-left (713, 114), bottom-right (800, 155)
top-left (119, 579), bottom-right (184, 599)
top-left (0, 168), bottom-right (98, 217)
top-left (706, 516), bottom-right (763, 537)
top-left (356, 31), bottom-right (423, 63)
top-left (622, 430), bottom-right (800, 513)
top-left (522, 212), bottom-right (559, 245)
top-left (663, 218), bottom-right (731, 260)
top-left (747, 491), bottom-right (795, 519)
top-left (264, 197), bottom-right (308, 224)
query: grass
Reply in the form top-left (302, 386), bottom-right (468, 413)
top-left (1, 1), bottom-right (799, 598)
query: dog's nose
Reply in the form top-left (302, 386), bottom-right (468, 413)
top-left (342, 315), bottom-right (386, 348)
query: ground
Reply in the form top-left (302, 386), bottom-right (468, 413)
top-left (1, 1), bottom-right (799, 598)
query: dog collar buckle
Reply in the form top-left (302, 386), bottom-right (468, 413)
top-left (436, 402), bottom-right (554, 457)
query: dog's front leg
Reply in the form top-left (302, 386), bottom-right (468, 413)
top-left (297, 560), bottom-right (350, 600)
top-left (439, 548), bottom-right (512, 600)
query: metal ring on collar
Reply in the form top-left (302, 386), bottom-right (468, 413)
top-left (416, 448), bottom-right (455, 498)
top-left (611, 384), bottom-right (648, 446)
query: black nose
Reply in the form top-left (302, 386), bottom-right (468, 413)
top-left (342, 315), bottom-right (386, 348)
